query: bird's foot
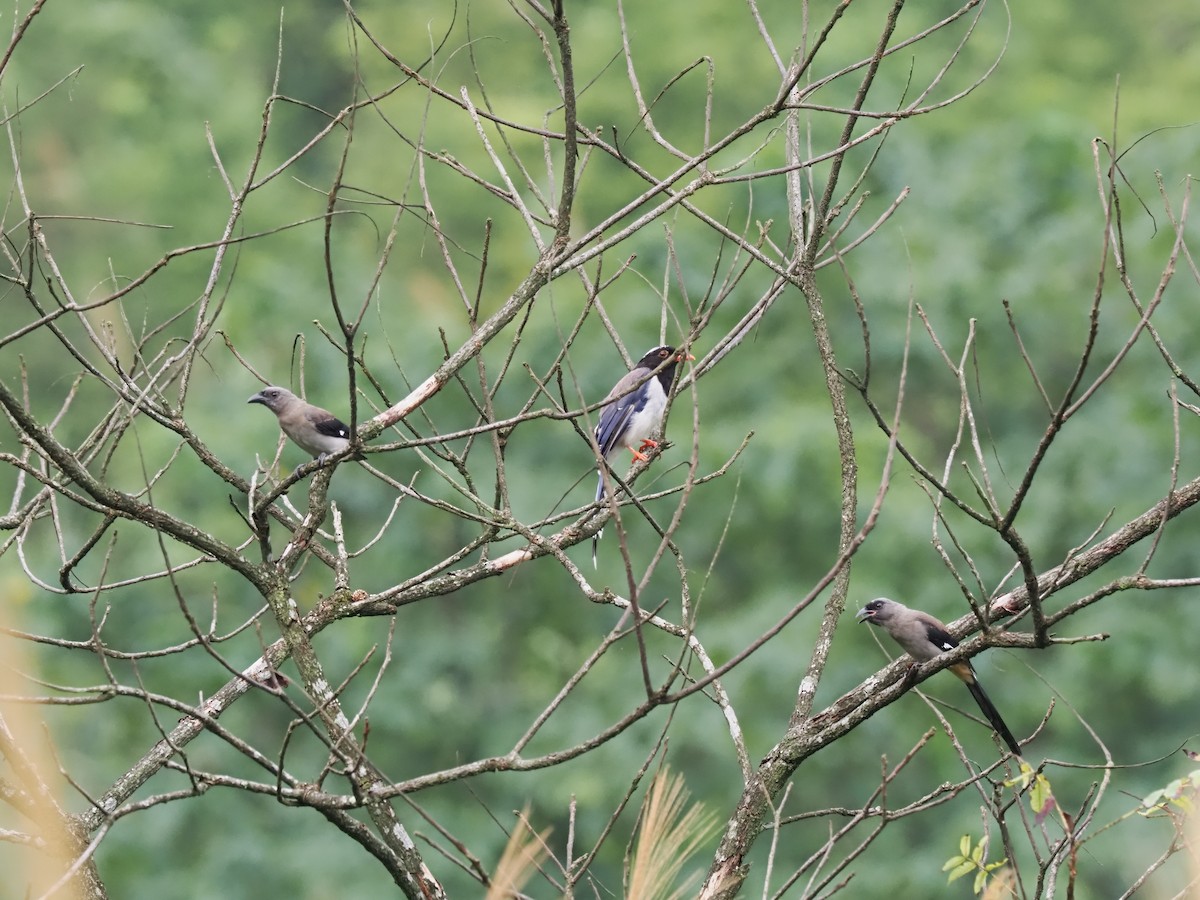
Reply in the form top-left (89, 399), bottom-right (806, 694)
top-left (630, 439), bottom-right (658, 462)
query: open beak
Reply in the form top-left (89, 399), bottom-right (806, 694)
top-left (854, 606), bottom-right (874, 623)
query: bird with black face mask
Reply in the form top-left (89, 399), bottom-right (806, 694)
top-left (591, 344), bottom-right (691, 566)
top-left (248, 385), bottom-right (364, 463)
top-left (856, 597), bottom-right (1022, 757)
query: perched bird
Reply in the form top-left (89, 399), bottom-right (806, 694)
top-left (855, 597), bottom-right (1022, 756)
top-left (591, 344), bottom-right (691, 565)
top-left (247, 385), bottom-right (364, 462)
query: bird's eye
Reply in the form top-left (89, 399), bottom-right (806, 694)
top-left (659, 350), bottom-right (668, 358)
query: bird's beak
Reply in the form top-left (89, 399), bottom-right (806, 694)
top-left (247, 392), bottom-right (265, 405)
top-left (678, 351), bottom-right (695, 362)
top-left (854, 606), bottom-right (873, 623)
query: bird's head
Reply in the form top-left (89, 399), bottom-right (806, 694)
top-left (637, 345), bottom-right (676, 369)
top-left (247, 385), bottom-right (296, 413)
top-left (636, 345), bottom-right (695, 372)
top-left (855, 597), bottom-right (897, 625)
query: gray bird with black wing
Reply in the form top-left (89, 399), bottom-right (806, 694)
top-left (248, 386), bottom-right (365, 462)
top-left (856, 597), bottom-right (1022, 757)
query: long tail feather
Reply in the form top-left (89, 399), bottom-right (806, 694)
top-left (593, 471), bottom-right (606, 568)
top-left (964, 678), bottom-right (1022, 756)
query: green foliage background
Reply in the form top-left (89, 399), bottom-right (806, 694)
top-left (1, 0), bottom-right (1198, 896)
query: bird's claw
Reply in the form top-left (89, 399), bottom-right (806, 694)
top-left (630, 439), bottom-right (659, 462)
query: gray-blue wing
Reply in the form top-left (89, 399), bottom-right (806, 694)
top-left (595, 368), bottom-right (651, 458)
top-left (593, 367), bottom-right (652, 502)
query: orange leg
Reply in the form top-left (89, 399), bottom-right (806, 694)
top-left (629, 439), bottom-right (658, 462)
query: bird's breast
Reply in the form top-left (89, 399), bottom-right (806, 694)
top-left (618, 385), bottom-right (667, 450)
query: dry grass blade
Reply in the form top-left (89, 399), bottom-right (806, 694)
top-left (627, 767), bottom-right (719, 900)
top-left (982, 865), bottom-right (1018, 899)
top-left (485, 805), bottom-right (551, 900)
